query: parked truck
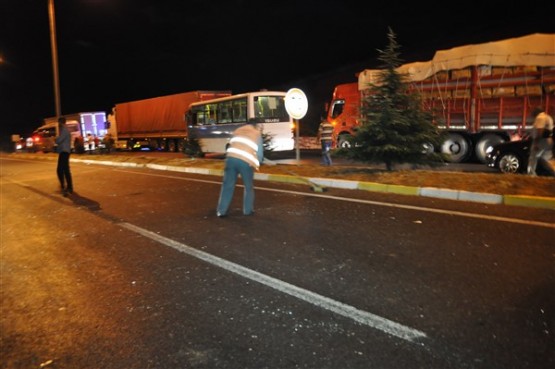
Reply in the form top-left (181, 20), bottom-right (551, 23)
top-left (106, 90), bottom-right (231, 152)
top-left (27, 111), bottom-right (107, 153)
top-left (327, 33), bottom-right (555, 163)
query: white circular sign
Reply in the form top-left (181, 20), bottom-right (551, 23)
top-left (285, 88), bottom-right (308, 120)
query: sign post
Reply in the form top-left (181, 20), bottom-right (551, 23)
top-left (284, 88), bottom-right (308, 162)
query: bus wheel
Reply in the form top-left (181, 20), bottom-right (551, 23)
top-left (475, 134), bottom-right (505, 164)
top-left (337, 134), bottom-right (352, 149)
top-left (441, 133), bottom-right (470, 163)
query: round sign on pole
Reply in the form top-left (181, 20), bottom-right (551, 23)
top-left (285, 88), bottom-right (308, 120)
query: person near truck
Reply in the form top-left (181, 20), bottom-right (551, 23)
top-left (216, 119), bottom-right (264, 217)
top-left (317, 116), bottom-right (334, 166)
top-left (527, 107), bottom-right (554, 176)
top-left (55, 117), bottom-right (74, 196)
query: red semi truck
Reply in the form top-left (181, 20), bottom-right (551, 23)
top-left (107, 90), bottom-right (231, 151)
top-left (326, 33), bottom-right (555, 163)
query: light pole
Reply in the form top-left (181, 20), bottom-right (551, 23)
top-left (48, 0), bottom-right (61, 118)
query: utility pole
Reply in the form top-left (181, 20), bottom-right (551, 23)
top-left (48, 0), bottom-right (62, 117)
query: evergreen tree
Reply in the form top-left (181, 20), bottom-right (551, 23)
top-left (337, 28), bottom-right (445, 170)
top-left (182, 136), bottom-right (204, 157)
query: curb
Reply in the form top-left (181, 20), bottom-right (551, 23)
top-left (8, 154), bottom-right (555, 210)
top-left (145, 161), bottom-right (555, 210)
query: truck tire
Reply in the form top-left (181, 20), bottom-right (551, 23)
top-left (475, 134), bottom-right (505, 164)
top-left (422, 142), bottom-right (435, 154)
top-left (441, 133), bottom-right (470, 163)
top-left (337, 134), bottom-right (352, 149)
top-left (177, 139), bottom-right (186, 153)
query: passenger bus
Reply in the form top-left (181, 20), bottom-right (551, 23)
top-left (186, 91), bottom-right (295, 153)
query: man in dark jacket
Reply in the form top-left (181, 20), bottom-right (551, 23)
top-left (55, 117), bottom-right (74, 196)
top-left (527, 107), bottom-right (554, 176)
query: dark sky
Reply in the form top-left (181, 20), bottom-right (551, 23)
top-left (1, 0), bottom-right (553, 138)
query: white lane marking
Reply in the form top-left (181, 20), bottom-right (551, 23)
top-left (120, 221), bottom-right (428, 343)
top-left (115, 169), bottom-right (555, 229)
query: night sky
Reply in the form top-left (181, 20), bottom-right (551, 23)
top-left (1, 0), bottom-right (553, 140)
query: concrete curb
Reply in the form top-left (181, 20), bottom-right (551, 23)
top-left (9, 154), bottom-right (555, 210)
top-left (143, 161), bottom-right (555, 210)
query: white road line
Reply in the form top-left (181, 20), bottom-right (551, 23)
top-left (120, 221), bottom-right (428, 344)
top-left (116, 169), bottom-right (555, 229)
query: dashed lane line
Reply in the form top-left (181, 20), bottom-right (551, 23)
top-left (119, 221), bottom-right (428, 344)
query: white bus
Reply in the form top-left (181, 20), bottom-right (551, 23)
top-left (186, 91), bottom-right (295, 153)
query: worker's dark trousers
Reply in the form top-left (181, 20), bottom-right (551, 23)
top-left (57, 151), bottom-right (73, 192)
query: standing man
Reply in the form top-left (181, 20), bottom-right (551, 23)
top-left (55, 117), bottom-right (74, 196)
top-left (527, 106), bottom-right (554, 176)
top-left (216, 119), bottom-right (264, 217)
top-left (318, 115), bottom-right (334, 166)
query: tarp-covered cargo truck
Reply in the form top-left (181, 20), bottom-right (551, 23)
top-left (328, 33), bottom-right (555, 163)
top-left (107, 90), bottom-right (231, 152)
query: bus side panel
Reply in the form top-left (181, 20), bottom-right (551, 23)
top-left (193, 123), bottom-right (238, 153)
top-left (259, 123), bottom-right (295, 151)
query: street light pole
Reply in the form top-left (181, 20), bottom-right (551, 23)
top-left (48, 0), bottom-right (62, 118)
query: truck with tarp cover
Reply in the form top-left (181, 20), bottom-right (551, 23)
top-left (107, 90), bottom-right (231, 151)
top-left (327, 33), bottom-right (555, 163)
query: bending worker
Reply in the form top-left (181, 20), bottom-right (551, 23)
top-left (216, 119), bottom-right (264, 217)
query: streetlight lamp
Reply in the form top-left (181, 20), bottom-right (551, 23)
top-left (48, 0), bottom-right (61, 118)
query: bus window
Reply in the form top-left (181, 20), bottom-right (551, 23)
top-left (206, 103), bottom-right (217, 124)
top-left (196, 111), bottom-right (207, 125)
top-left (254, 95), bottom-right (288, 122)
top-left (232, 98), bottom-right (247, 123)
top-left (218, 101), bottom-right (233, 124)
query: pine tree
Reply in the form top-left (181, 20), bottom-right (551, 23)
top-left (337, 28), bottom-right (445, 170)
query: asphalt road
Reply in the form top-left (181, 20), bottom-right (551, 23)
top-left (1, 156), bottom-right (554, 369)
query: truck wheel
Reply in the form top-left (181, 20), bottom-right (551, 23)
top-left (475, 134), bottom-right (505, 164)
top-left (177, 139), bottom-right (186, 153)
top-left (422, 142), bottom-right (434, 154)
top-left (441, 133), bottom-right (470, 163)
top-left (337, 134), bottom-right (352, 149)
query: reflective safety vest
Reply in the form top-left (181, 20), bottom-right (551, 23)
top-left (226, 124), bottom-right (261, 169)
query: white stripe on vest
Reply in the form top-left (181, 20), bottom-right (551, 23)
top-left (227, 147), bottom-right (260, 167)
top-left (229, 136), bottom-right (259, 151)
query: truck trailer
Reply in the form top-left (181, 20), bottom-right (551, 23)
top-left (27, 111), bottom-right (107, 153)
top-left (107, 90), bottom-right (231, 152)
top-left (327, 33), bottom-right (555, 163)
